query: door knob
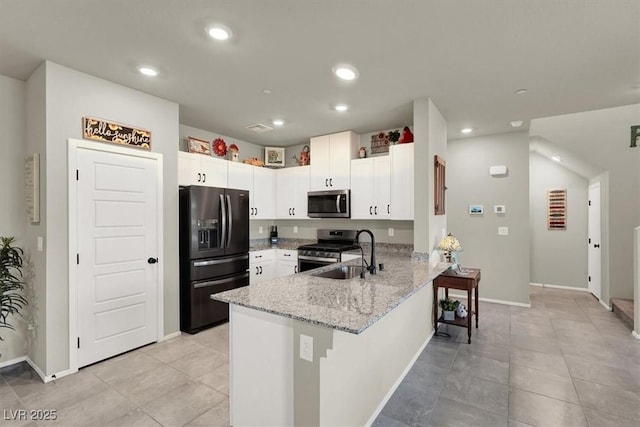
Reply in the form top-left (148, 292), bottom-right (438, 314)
top-left (148, 257), bottom-right (158, 264)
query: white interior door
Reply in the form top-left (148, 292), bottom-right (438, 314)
top-left (76, 148), bottom-right (160, 367)
top-left (588, 182), bottom-right (602, 299)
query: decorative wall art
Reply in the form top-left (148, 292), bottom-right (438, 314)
top-left (187, 136), bottom-right (211, 155)
top-left (631, 125), bottom-right (639, 148)
top-left (264, 147), bottom-right (285, 167)
top-left (369, 126), bottom-right (414, 154)
top-left (25, 153), bottom-right (40, 223)
top-left (547, 189), bottom-right (567, 230)
top-left (370, 132), bottom-right (391, 154)
top-left (83, 117), bottom-right (151, 149)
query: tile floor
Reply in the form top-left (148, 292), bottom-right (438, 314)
top-left (1, 286), bottom-right (639, 427)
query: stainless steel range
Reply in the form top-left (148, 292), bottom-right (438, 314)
top-left (297, 229), bottom-right (360, 272)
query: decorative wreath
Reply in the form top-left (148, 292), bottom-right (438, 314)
top-left (213, 138), bottom-right (227, 157)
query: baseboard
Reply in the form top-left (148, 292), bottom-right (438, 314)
top-left (599, 299), bottom-right (612, 311)
top-left (161, 331), bottom-right (182, 341)
top-left (632, 330), bottom-right (640, 340)
top-left (0, 355), bottom-right (27, 369)
top-left (364, 330), bottom-right (435, 427)
top-left (530, 282), bottom-right (589, 292)
top-left (448, 293), bottom-right (531, 308)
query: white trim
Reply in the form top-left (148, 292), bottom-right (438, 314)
top-left (599, 299), bottom-right (612, 311)
top-left (0, 356), bottom-right (76, 383)
top-left (0, 355), bottom-right (27, 369)
top-left (364, 330), bottom-right (434, 427)
top-left (449, 293), bottom-right (531, 308)
top-left (529, 282), bottom-right (544, 287)
top-left (632, 330), bottom-right (640, 340)
top-left (161, 331), bottom-right (182, 341)
top-left (530, 282), bottom-right (589, 292)
top-left (68, 138), bottom-right (164, 373)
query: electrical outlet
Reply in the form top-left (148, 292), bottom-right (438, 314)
top-left (259, 226), bottom-right (263, 234)
top-left (388, 227), bottom-right (394, 237)
top-left (293, 226), bottom-right (298, 234)
top-left (498, 227), bottom-right (509, 236)
top-left (300, 334), bottom-right (313, 362)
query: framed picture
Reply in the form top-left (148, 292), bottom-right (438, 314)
top-left (188, 136), bottom-right (211, 155)
top-left (264, 146), bottom-right (285, 167)
top-left (469, 205), bottom-right (484, 215)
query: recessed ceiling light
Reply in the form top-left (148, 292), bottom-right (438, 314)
top-left (332, 64), bottom-right (359, 81)
top-left (206, 24), bottom-right (232, 41)
top-left (551, 155), bottom-right (562, 162)
top-left (272, 119), bottom-right (284, 126)
top-left (510, 120), bottom-right (524, 128)
top-left (334, 104), bottom-right (349, 112)
top-left (514, 88), bottom-right (527, 95)
top-left (461, 128), bottom-right (473, 134)
top-left (138, 66), bottom-right (158, 77)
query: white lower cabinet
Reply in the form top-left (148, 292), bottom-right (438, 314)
top-left (249, 250), bottom-right (276, 285)
top-left (276, 249), bottom-right (299, 276)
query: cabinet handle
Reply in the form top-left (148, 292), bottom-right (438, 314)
top-left (288, 208), bottom-right (292, 215)
top-left (284, 253), bottom-right (291, 257)
top-left (202, 173), bottom-right (206, 183)
top-left (325, 178), bottom-right (328, 187)
top-left (255, 266), bottom-right (259, 275)
top-left (370, 206), bottom-right (373, 215)
top-left (255, 207), bottom-right (258, 216)
top-left (259, 266), bottom-right (263, 274)
top-left (387, 204), bottom-right (390, 214)
top-left (292, 208), bottom-right (295, 215)
top-left (329, 178), bottom-right (333, 187)
top-left (197, 172), bottom-right (201, 182)
top-left (294, 266), bottom-right (298, 274)
top-left (374, 206), bottom-right (378, 215)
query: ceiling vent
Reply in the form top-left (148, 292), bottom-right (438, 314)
top-left (246, 123), bottom-right (273, 133)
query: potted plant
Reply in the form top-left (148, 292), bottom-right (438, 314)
top-left (439, 297), bottom-right (457, 321)
top-left (0, 237), bottom-right (27, 353)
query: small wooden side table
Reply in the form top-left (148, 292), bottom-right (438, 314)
top-left (433, 268), bottom-right (481, 344)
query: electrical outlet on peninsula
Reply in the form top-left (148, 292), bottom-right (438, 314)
top-left (300, 334), bottom-right (313, 362)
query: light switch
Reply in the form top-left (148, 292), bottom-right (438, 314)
top-left (37, 236), bottom-right (43, 252)
top-left (259, 226), bottom-right (263, 234)
top-left (388, 227), bottom-right (394, 237)
top-left (498, 227), bottom-right (509, 236)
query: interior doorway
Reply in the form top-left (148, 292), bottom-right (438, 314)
top-left (588, 182), bottom-right (602, 300)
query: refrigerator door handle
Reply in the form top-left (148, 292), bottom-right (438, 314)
top-left (193, 272), bottom-right (250, 288)
top-left (226, 194), bottom-right (233, 248)
top-left (193, 254), bottom-right (249, 267)
top-left (220, 194), bottom-right (227, 248)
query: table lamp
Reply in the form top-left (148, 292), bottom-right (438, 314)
top-left (436, 233), bottom-right (462, 263)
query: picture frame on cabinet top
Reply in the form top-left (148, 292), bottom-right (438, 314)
top-left (187, 136), bottom-right (211, 155)
top-left (264, 146), bottom-right (285, 167)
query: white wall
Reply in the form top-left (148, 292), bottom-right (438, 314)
top-left (179, 124), bottom-right (263, 161)
top-left (26, 62), bottom-right (180, 376)
top-left (529, 152), bottom-right (588, 288)
top-left (0, 75), bottom-right (27, 362)
top-left (530, 104), bottom-right (640, 302)
top-left (447, 132), bottom-right (530, 305)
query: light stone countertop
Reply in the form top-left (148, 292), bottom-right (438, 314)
top-left (213, 254), bottom-right (449, 334)
top-left (249, 238), bottom-right (314, 251)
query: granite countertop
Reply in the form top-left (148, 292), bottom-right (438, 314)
top-left (213, 254), bottom-right (449, 334)
top-left (249, 238), bottom-right (314, 251)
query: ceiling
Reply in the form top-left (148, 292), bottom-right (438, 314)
top-left (1, 1), bottom-right (638, 147)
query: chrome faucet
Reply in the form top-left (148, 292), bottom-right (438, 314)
top-left (355, 229), bottom-right (376, 275)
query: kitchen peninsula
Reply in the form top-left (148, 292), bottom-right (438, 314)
top-left (213, 253), bottom-right (448, 426)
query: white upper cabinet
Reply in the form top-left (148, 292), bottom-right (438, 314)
top-left (276, 166), bottom-right (309, 219)
top-left (350, 156), bottom-right (391, 219)
top-left (178, 151), bottom-right (228, 187)
top-left (309, 131), bottom-right (358, 190)
top-left (389, 144), bottom-right (414, 220)
top-left (227, 161), bottom-right (276, 220)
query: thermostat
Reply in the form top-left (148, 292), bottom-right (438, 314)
top-left (494, 205), bottom-right (506, 214)
top-left (489, 165), bottom-right (508, 176)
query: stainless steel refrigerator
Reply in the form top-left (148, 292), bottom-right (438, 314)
top-left (179, 185), bottom-right (250, 333)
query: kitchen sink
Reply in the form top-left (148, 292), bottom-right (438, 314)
top-left (312, 265), bottom-right (365, 280)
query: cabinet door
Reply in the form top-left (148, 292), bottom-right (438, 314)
top-left (390, 144), bottom-right (414, 220)
top-left (276, 168), bottom-right (294, 218)
top-left (227, 161), bottom-right (253, 191)
top-left (374, 156), bottom-right (391, 219)
top-left (253, 167), bottom-right (276, 219)
top-left (178, 152), bottom-right (203, 186)
top-left (309, 134), bottom-right (331, 190)
top-left (276, 260), bottom-right (298, 277)
top-left (200, 156), bottom-right (228, 188)
top-left (350, 158), bottom-right (374, 219)
top-left (291, 166), bottom-right (310, 218)
top-left (328, 131), bottom-right (356, 189)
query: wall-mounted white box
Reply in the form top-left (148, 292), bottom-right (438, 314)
top-left (489, 165), bottom-right (508, 177)
top-left (498, 227), bottom-right (509, 236)
top-left (494, 205), bottom-right (506, 214)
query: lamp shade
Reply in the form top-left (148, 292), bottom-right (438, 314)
top-left (437, 233), bottom-right (462, 252)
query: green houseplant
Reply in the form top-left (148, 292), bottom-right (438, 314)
top-left (439, 297), bottom-right (457, 321)
top-left (0, 237), bottom-right (27, 345)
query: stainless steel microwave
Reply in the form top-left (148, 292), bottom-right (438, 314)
top-left (307, 190), bottom-right (350, 218)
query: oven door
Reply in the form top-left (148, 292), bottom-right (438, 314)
top-left (297, 255), bottom-right (340, 272)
